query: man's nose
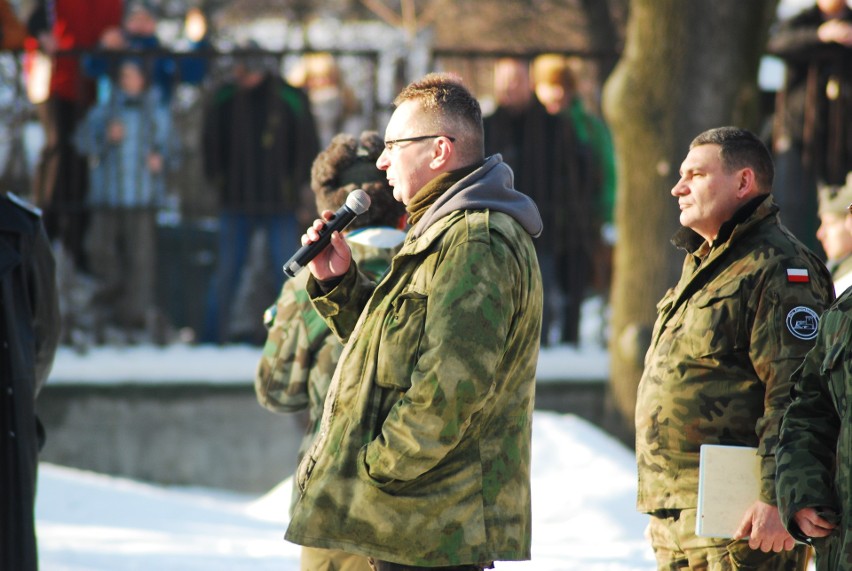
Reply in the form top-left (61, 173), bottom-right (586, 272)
top-left (376, 151), bottom-right (389, 170)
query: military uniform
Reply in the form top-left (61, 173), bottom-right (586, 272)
top-left (777, 287), bottom-right (852, 571)
top-left (285, 156), bottom-right (543, 567)
top-left (636, 194), bottom-right (834, 569)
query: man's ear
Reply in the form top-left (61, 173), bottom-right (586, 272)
top-left (736, 168), bottom-right (757, 199)
top-left (429, 137), bottom-right (454, 170)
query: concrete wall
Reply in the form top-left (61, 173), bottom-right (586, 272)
top-left (36, 379), bottom-right (609, 494)
top-left (36, 383), bottom-right (306, 494)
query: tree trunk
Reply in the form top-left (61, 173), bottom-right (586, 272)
top-left (601, 0), bottom-right (778, 443)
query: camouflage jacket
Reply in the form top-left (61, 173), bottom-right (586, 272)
top-left (285, 157), bottom-right (544, 566)
top-left (636, 194), bottom-right (834, 512)
top-left (254, 228), bottom-right (406, 482)
top-left (776, 288), bottom-right (852, 571)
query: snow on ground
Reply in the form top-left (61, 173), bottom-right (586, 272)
top-left (46, 341), bottom-right (609, 385)
top-left (46, 295), bottom-right (610, 386)
top-left (36, 411), bottom-right (655, 571)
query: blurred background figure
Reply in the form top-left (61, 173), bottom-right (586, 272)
top-left (201, 43), bottom-right (319, 345)
top-left (485, 56), bottom-right (595, 346)
top-left (83, 1), bottom-right (209, 105)
top-left (288, 52), bottom-right (362, 148)
top-left (73, 59), bottom-right (175, 344)
top-left (533, 53), bottom-right (617, 343)
top-left (816, 171), bottom-right (852, 296)
top-left (25, 0), bottom-right (123, 272)
top-left (1, 190), bottom-right (60, 571)
top-left (767, 0), bottom-right (852, 251)
top-left (255, 130), bottom-right (405, 571)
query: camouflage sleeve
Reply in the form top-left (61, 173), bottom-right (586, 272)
top-left (361, 237), bottom-right (518, 486)
top-left (255, 275), bottom-right (332, 413)
top-left (307, 260), bottom-right (377, 343)
top-left (776, 312), bottom-right (845, 538)
top-left (749, 263), bottom-right (832, 504)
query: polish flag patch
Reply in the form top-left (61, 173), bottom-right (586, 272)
top-left (787, 268), bottom-right (809, 283)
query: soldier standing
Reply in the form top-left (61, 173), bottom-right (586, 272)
top-left (1, 191), bottom-right (60, 571)
top-left (776, 258), bottom-right (852, 570)
top-left (284, 73), bottom-right (543, 570)
top-left (635, 127), bottom-right (834, 570)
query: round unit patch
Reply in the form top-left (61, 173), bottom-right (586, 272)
top-left (786, 306), bottom-right (819, 341)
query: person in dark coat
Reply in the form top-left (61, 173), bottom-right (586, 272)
top-left (767, 0), bottom-right (852, 249)
top-left (201, 48), bottom-right (319, 344)
top-left (0, 191), bottom-right (61, 571)
top-left (484, 57), bottom-right (595, 346)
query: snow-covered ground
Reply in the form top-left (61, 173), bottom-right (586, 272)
top-left (36, 411), bottom-right (655, 571)
top-left (46, 338), bottom-right (609, 385)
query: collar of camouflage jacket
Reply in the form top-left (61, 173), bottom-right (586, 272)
top-left (671, 193), bottom-right (774, 254)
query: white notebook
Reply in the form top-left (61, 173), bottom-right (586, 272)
top-left (696, 444), bottom-right (760, 538)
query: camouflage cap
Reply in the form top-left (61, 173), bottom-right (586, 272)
top-left (818, 171), bottom-right (852, 216)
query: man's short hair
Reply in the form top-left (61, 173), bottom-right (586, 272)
top-left (690, 126), bottom-right (774, 191)
top-left (393, 72), bottom-right (484, 163)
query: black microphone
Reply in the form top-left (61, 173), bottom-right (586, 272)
top-left (283, 188), bottom-right (372, 278)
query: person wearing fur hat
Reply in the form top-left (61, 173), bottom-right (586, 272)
top-left (816, 172), bottom-right (852, 295)
top-left (255, 131), bottom-right (405, 571)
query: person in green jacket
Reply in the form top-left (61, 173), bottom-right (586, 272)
top-left (635, 127), bottom-right (834, 570)
top-left (776, 275), bottom-right (852, 570)
top-left (284, 73), bottom-right (544, 570)
top-left (255, 130), bottom-right (406, 571)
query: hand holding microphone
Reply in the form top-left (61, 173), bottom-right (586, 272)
top-left (284, 188), bottom-right (372, 279)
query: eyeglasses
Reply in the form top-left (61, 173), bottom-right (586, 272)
top-left (383, 134), bottom-right (455, 152)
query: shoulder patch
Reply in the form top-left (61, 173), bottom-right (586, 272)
top-left (4, 192), bottom-right (42, 217)
top-left (786, 306), bottom-right (819, 340)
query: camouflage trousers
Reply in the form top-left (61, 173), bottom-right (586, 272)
top-left (366, 559), bottom-right (494, 571)
top-left (648, 508), bottom-right (809, 571)
top-left (300, 546), bottom-right (372, 571)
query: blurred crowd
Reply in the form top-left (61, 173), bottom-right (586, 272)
top-left (0, 0), bottom-right (850, 350)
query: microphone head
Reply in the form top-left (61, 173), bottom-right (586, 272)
top-left (345, 188), bottom-right (371, 215)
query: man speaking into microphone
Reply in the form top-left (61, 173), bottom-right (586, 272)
top-left (284, 73), bottom-right (544, 571)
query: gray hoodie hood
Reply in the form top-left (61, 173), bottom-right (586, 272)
top-left (409, 154), bottom-right (544, 239)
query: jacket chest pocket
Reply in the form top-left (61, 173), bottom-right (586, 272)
top-left (686, 280), bottom-right (747, 358)
top-left (376, 289), bottom-right (428, 393)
